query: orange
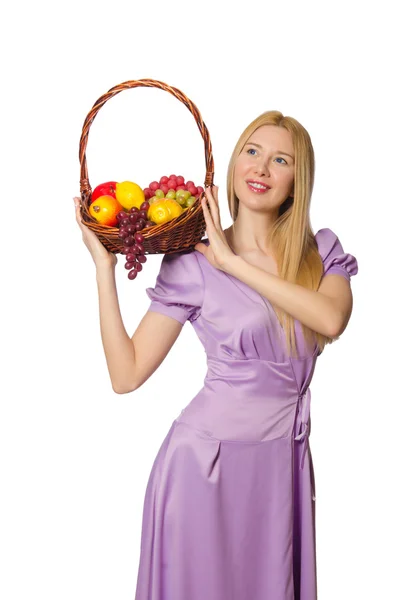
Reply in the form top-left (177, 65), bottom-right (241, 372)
top-left (89, 195), bottom-right (123, 227)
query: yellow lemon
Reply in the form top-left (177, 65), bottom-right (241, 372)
top-left (164, 199), bottom-right (184, 219)
top-left (147, 200), bottom-right (171, 225)
top-left (115, 181), bottom-right (145, 210)
top-left (147, 199), bottom-right (184, 224)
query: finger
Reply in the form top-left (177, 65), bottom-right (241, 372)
top-left (205, 186), bottom-right (220, 229)
top-left (212, 186), bottom-right (221, 217)
top-left (207, 185), bottom-right (220, 215)
top-left (74, 197), bottom-right (86, 225)
top-left (74, 202), bottom-right (83, 226)
top-left (201, 194), bottom-right (216, 233)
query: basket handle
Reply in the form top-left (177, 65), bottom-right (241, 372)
top-left (79, 78), bottom-right (215, 201)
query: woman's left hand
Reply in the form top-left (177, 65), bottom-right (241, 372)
top-left (194, 185), bottom-right (235, 271)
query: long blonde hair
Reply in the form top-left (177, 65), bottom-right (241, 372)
top-left (226, 110), bottom-right (334, 358)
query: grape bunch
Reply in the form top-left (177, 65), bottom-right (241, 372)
top-left (116, 201), bottom-right (154, 280)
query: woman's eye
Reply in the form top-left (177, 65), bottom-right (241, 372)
top-left (247, 149), bottom-right (287, 164)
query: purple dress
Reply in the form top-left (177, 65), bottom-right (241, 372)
top-left (134, 227), bottom-right (358, 600)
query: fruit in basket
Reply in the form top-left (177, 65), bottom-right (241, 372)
top-left (147, 198), bottom-right (181, 224)
top-left (164, 199), bottom-right (184, 219)
top-left (146, 200), bottom-right (168, 224)
top-left (115, 181), bottom-right (145, 210)
top-left (175, 189), bottom-right (191, 206)
top-left (94, 174), bottom-right (205, 282)
top-left (89, 195), bottom-right (124, 226)
top-left (143, 175), bottom-right (204, 207)
top-left (91, 181), bottom-right (117, 204)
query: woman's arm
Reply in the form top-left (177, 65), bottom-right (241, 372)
top-left (223, 255), bottom-right (353, 338)
top-left (96, 265), bottom-right (138, 392)
top-left (96, 264), bottom-right (185, 394)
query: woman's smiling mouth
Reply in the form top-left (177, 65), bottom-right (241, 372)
top-left (246, 180), bottom-right (271, 193)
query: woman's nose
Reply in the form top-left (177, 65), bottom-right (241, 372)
top-left (254, 161), bottom-right (270, 177)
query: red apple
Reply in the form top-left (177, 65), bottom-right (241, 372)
top-left (91, 181), bottom-right (117, 204)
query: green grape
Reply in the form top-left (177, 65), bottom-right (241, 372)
top-left (155, 189), bottom-right (165, 198)
top-left (180, 190), bottom-right (191, 201)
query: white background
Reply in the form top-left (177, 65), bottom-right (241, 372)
top-left (1, 0), bottom-right (395, 598)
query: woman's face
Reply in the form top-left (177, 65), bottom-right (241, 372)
top-left (233, 125), bottom-right (295, 213)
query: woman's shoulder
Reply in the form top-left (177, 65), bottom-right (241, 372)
top-left (314, 227), bottom-right (358, 279)
top-left (314, 227), bottom-right (339, 251)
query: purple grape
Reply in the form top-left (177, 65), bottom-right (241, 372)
top-left (129, 213), bottom-right (138, 223)
top-left (125, 261), bottom-right (135, 270)
top-left (137, 254), bottom-right (147, 263)
top-left (135, 262), bottom-right (143, 272)
top-left (134, 233), bottom-right (144, 244)
top-left (130, 207), bottom-right (139, 213)
top-left (140, 201), bottom-right (150, 211)
top-left (131, 244), bottom-right (140, 254)
top-left (125, 236), bottom-right (134, 246)
top-left (126, 253), bottom-right (136, 262)
top-left (118, 230), bottom-right (128, 239)
top-left (128, 270), bottom-right (138, 280)
top-left (126, 224), bottom-right (135, 234)
top-left (135, 242), bottom-right (144, 254)
top-left (135, 222), bottom-right (145, 231)
top-left (138, 210), bottom-right (147, 220)
top-left (121, 218), bottom-right (130, 227)
top-left (122, 247), bottom-right (131, 255)
top-left (117, 211), bottom-right (128, 221)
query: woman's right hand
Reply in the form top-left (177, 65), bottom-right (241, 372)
top-left (74, 196), bottom-right (118, 268)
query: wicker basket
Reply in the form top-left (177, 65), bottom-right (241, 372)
top-left (78, 78), bottom-right (214, 254)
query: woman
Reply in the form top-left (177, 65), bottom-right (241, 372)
top-left (74, 110), bottom-right (358, 600)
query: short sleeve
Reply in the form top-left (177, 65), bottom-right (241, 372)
top-left (145, 251), bottom-right (204, 325)
top-left (315, 228), bottom-right (358, 282)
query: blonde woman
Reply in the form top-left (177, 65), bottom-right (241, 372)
top-left (74, 110), bottom-right (358, 600)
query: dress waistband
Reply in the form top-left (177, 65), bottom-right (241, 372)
top-left (294, 387), bottom-right (311, 471)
